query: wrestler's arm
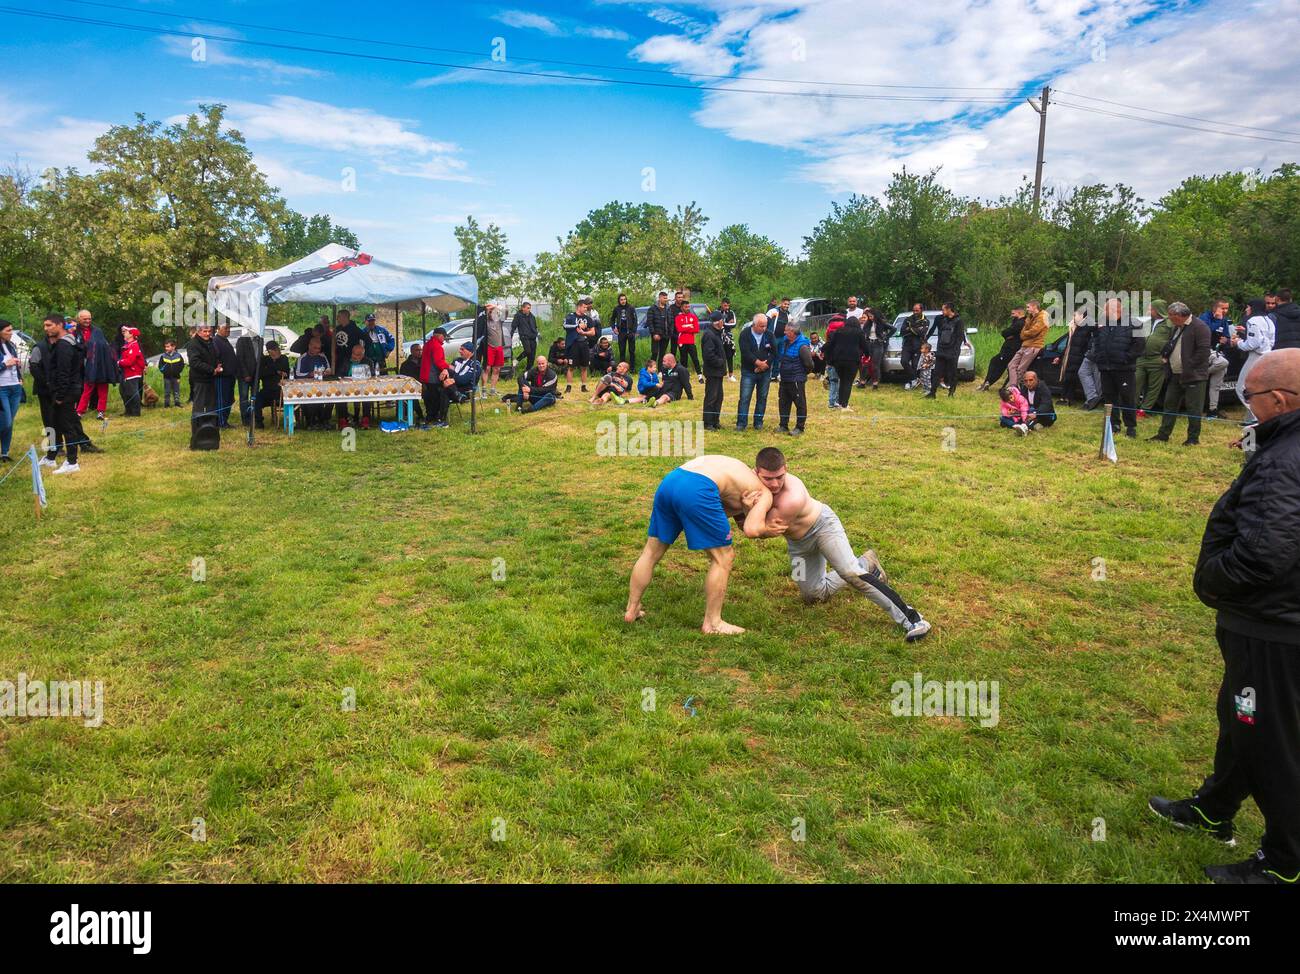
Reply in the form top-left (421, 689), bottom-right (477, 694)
top-left (742, 489), bottom-right (786, 538)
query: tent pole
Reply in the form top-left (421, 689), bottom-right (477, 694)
top-left (393, 302), bottom-right (400, 419)
top-left (470, 302), bottom-right (480, 434)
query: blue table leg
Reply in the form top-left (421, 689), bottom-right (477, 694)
top-left (286, 404), bottom-right (294, 436)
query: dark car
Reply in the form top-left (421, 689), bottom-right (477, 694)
top-left (622, 303), bottom-right (713, 340)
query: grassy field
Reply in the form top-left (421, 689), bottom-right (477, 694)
top-left (0, 345), bottom-right (1254, 883)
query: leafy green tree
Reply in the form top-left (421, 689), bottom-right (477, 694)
top-left (271, 212), bottom-right (359, 262)
top-left (453, 215), bottom-right (511, 301)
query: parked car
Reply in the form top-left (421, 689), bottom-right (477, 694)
top-left (399, 318), bottom-right (524, 377)
top-left (788, 297), bottom-right (840, 334)
top-left (9, 329), bottom-right (37, 372)
top-left (876, 311), bottom-right (978, 382)
top-left (146, 324), bottom-right (302, 369)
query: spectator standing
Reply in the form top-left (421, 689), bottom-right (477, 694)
top-left (673, 297), bottom-right (702, 379)
top-left (823, 312), bottom-right (868, 410)
top-left (822, 313), bottom-right (845, 406)
top-left (213, 322), bottom-right (238, 428)
top-left (736, 313), bottom-right (776, 431)
top-left (775, 322), bottom-right (813, 435)
top-left (861, 307), bottom-right (895, 390)
top-left (363, 313), bottom-right (394, 374)
top-left (610, 294), bottom-right (639, 372)
top-left (0, 320), bottom-right (24, 461)
top-left (1149, 349), bottom-right (1300, 885)
top-left (1007, 299), bottom-right (1048, 389)
top-left (899, 303), bottom-right (930, 390)
top-left (709, 299), bottom-right (737, 381)
top-left (187, 322), bottom-right (221, 428)
top-left (646, 292), bottom-right (671, 364)
top-left (117, 326), bottom-right (146, 417)
top-left (1272, 288), bottom-right (1299, 349)
top-left (418, 327), bottom-right (451, 429)
top-left (844, 296), bottom-right (863, 320)
top-left (48, 313), bottom-right (84, 474)
top-left (234, 328), bottom-right (262, 427)
top-left (767, 297), bottom-right (791, 335)
top-left (1150, 301), bottom-right (1211, 446)
top-left (563, 298), bottom-right (595, 394)
top-left (483, 302), bottom-right (506, 399)
top-left (977, 308), bottom-right (1024, 392)
top-left (701, 310), bottom-right (728, 431)
top-left (74, 310), bottom-right (116, 422)
top-left (1091, 296), bottom-right (1144, 438)
top-left (924, 303), bottom-right (963, 398)
top-left (158, 340), bottom-right (185, 407)
top-left (512, 302), bottom-right (538, 371)
top-left (1234, 299), bottom-right (1276, 423)
top-left (1136, 300), bottom-right (1174, 415)
top-left (1200, 300), bottom-right (1233, 418)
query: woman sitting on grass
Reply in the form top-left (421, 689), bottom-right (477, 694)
top-left (998, 384), bottom-right (1031, 435)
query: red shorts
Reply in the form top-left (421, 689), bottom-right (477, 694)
top-left (486, 345), bottom-right (505, 367)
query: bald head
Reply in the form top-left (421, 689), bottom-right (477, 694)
top-left (1244, 348), bottom-right (1300, 422)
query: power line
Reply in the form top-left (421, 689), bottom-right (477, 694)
top-left (54, 0), bottom-right (1026, 94)
top-left (1052, 99), bottom-right (1300, 146)
top-left (1054, 88), bottom-right (1300, 139)
top-left (0, 5), bottom-right (1017, 104)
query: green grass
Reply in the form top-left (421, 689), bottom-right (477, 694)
top-left (0, 361), bottom-right (1252, 882)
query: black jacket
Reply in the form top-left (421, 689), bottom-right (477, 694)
top-left (861, 314), bottom-right (896, 344)
top-left (1272, 302), bottom-right (1300, 350)
top-left (187, 335), bottom-right (219, 386)
top-left (609, 303), bottom-right (639, 338)
top-left (520, 364), bottom-right (558, 398)
top-left (258, 355), bottom-right (290, 392)
top-left (934, 314), bottom-right (964, 359)
top-left (27, 339), bottom-right (52, 397)
top-left (998, 317), bottom-right (1025, 356)
top-left (739, 326), bottom-right (776, 374)
top-left (900, 313), bottom-right (930, 343)
top-left (49, 333), bottom-right (84, 402)
top-left (645, 303), bottom-right (672, 340)
top-left (1193, 408), bottom-right (1300, 645)
top-left (1089, 315), bottom-right (1143, 371)
top-left (511, 311), bottom-right (538, 342)
top-left (701, 325), bottom-right (728, 377)
top-left (235, 334), bottom-right (262, 381)
top-left (824, 321), bottom-right (869, 368)
top-left (1019, 380), bottom-right (1055, 419)
top-left (660, 364), bottom-right (694, 400)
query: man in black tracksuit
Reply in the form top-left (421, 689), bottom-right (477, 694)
top-left (700, 313), bottom-right (727, 430)
top-left (925, 304), bottom-right (963, 398)
top-left (235, 330), bottom-right (263, 427)
top-left (1272, 288), bottom-right (1300, 350)
top-left (45, 315), bottom-right (84, 467)
top-left (187, 324), bottom-right (220, 425)
top-left (1089, 297), bottom-right (1144, 437)
top-left (899, 304), bottom-right (930, 388)
top-left (213, 323), bottom-right (239, 428)
top-left (609, 294), bottom-right (639, 371)
top-left (1150, 348), bottom-right (1300, 884)
top-left (978, 309), bottom-right (1024, 391)
top-left (645, 292), bottom-right (671, 364)
top-left (30, 314), bottom-right (78, 464)
top-left (511, 302), bottom-right (538, 370)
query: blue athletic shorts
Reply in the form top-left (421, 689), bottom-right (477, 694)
top-left (648, 467), bottom-right (733, 550)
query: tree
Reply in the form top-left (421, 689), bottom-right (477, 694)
top-left (705, 224), bottom-right (787, 298)
top-left (271, 212), bottom-right (359, 262)
top-left (453, 215), bottom-right (511, 300)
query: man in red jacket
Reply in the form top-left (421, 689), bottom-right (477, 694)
top-left (419, 327), bottom-right (452, 429)
top-left (674, 298), bottom-right (701, 380)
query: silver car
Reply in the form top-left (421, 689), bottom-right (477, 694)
top-left (882, 311), bottom-right (977, 381)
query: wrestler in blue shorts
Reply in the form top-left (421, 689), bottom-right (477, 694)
top-left (647, 467), bottom-right (734, 550)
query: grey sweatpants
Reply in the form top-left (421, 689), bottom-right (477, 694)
top-left (785, 506), bottom-right (917, 626)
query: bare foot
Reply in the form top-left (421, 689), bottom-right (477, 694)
top-left (624, 607), bottom-right (646, 623)
top-left (701, 620), bottom-right (745, 635)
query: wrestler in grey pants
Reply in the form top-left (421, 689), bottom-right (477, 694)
top-left (786, 505), bottom-right (919, 627)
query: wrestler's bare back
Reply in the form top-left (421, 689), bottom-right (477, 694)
top-left (680, 454), bottom-right (768, 518)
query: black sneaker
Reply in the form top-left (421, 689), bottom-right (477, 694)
top-left (1147, 434), bottom-right (1169, 442)
top-left (1182, 439), bottom-right (1199, 446)
top-left (1125, 428), bottom-right (1136, 438)
top-left (1205, 849), bottom-right (1299, 885)
top-left (81, 443), bottom-right (105, 454)
top-left (1148, 795), bottom-right (1235, 844)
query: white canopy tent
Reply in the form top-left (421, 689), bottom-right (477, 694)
top-left (205, 244), bottom-right (479, 441)
top-left (206, 243), bottom-right (478, 336)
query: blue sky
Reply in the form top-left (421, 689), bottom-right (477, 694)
top-left (2, 0), bottom-right (1297, 270)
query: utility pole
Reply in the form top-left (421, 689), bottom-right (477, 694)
top-left (1028, 85), bottom-right (1050, 216)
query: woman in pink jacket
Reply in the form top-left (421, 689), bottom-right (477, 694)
top-left (998, 384), bottom-right (1031, 435)
top-left (118, 325), bottom-right (147, 417)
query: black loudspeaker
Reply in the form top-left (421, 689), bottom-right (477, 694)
top-left (190, 414), bottom-right (221, 451)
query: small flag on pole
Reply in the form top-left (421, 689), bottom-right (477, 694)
top-left (1099, 404), bottom-right (1118, 463)
top-left (26, 444), bottom-right (47, 515)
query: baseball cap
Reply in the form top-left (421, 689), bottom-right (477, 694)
top-left (460, 341), bottom-right (474, 351)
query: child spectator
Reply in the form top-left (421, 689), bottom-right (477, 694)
top-left (117, 326), bottom-right (146, 417)
top-left (916, 343), bottom-right (936, 394)
top-left (159, 340), bottom-right (185, 407)
top-left (999, 384), bottom-right (1031, 435)
top-left (638, 359), bottom-right (663, 400)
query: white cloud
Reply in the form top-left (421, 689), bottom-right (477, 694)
top-left (495, 10), bottom-right (564, 35)
top-left (638, 0), bottom-right (1300, 206)
top-left (219, 96), bottom-right (474, 183)
top-left (160, 27), bottom-right (325, 80)
top-left (0, 93), bottom-right (108, 172)
top-left (254, 156), bottom-right (343, 196)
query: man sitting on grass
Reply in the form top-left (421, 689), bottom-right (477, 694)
top-left (1020, 371), bottom-right (1055, 429)
top-left (747, 447), bottom-right (931, 641)
top-left (507, 355), bottom-right (559, 412)
top-left (648, 353), bottom-right (693, 408)
top-left (590, 361), bottom-right (638, 404)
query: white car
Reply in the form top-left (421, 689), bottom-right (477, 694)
top-left (147, 324), bottom-right (302, 369)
